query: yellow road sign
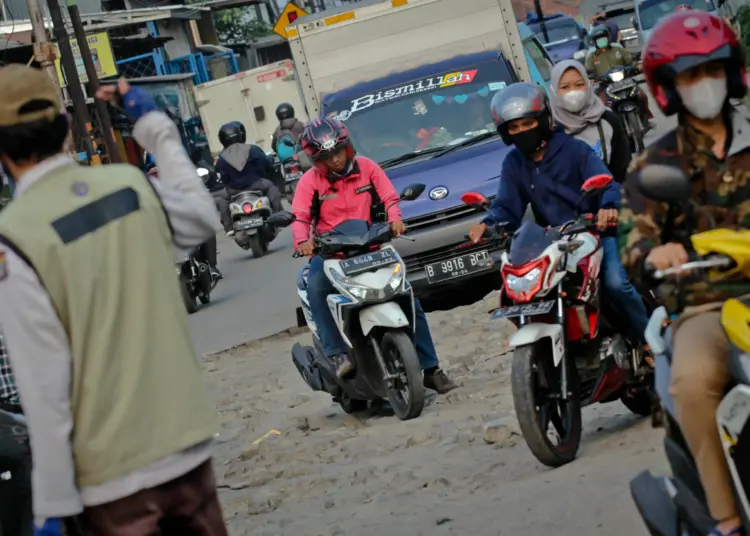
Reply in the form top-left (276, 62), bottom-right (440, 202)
top-left (273, 1), bottom-right (309, 39)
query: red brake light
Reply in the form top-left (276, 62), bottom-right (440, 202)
top-left (243, 204), bottom-right (253, 214)
top-left (581, 174), bottom-right (613, 193)
top-left (460, 192), bottom-right (487, 206)
top-left (501, 257), bottom-right (550, 303)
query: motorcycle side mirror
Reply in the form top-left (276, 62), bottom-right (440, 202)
top-left (460, 191), bottom-right (489, 209)
top-left (637, 164), bottom-right (691, 203)
top-left (196, 167), bottom-right (209, 178)
top-left (400, 183), bottom-right (426, 201)
top-left (581, 174), bottom-right (613, 195)
top-left (266, 211), bottom-right (296, 228)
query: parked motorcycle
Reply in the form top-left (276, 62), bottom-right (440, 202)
top-left (629, 164), bottom-right (750, 536)
top-left (595, 65), bottom-right (648, 153)
top-left (462, 175), bottom-right (655, 467)
top-left (0, 409), bottom-right (32, 536)
top-left (229, 190), bottom-right (278, 258)
top-left (265, 184), bottom-right (427, 420)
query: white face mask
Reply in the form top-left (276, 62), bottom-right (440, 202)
top-left (560, 90), bottom-right (588, 113)
top-left (677, 75), bottom-right (727, 120)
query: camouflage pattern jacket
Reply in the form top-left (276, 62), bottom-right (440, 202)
top-left (619, 109), bottom-right (750, 310)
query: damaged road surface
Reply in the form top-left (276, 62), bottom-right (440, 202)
top-left (205, 294), bottom-right (664, 536)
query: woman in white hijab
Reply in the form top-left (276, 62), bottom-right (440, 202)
top-left (549, 60), bottom-right (632, 183)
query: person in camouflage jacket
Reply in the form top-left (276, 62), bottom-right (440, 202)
top-left (619, 12), bottom-right (749, 536)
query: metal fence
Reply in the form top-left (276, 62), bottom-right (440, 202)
top-left (115, 50), bottom-right (239, 84)
top-left (165, 51), bottom-right (239, 85)
top-left (115, 52), bottom-right (166, 79)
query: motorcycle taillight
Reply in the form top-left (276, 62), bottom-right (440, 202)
top-left (242, 204), bottom-right (253, 214)
top-left (501, 257), bottom-right (550, 303)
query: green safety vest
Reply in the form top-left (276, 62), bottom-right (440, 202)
top-left (0, 162), bottom-right (217, 487)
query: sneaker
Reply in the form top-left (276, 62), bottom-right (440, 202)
top-left (226, 230), bottom-right (235, 238)
top-left (423, 369), bottom-right (457, 394)
top-left (333, 353), bottom-right (355, 379)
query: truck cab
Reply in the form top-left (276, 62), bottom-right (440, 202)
top-left (527, 14), bottom-right (588, 63)
top-left (519, 22), bottom-right (555, 88)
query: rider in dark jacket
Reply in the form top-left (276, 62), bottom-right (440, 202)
top-left (216, 123), bottom-right (282, 198)
top-left (216, 122), bottom-right (282, 236)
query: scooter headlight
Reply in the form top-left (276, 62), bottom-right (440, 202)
top-left (328, 268), bottom-right (379, 301)
top-left (328, 262), bottom-right (405, 300)
top-left (609, 70), bottom-right (625, 82)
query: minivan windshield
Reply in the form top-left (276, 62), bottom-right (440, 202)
top-left (530, 19), bottom-right (581, 45)
top-left (323, 59), bottom-right (512, 164)
top-left (638, 0), bottom-right (717, 30)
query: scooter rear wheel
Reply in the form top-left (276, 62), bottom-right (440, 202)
top-left (249, 234), bottom-right (265, 258)
top-left (380, 331), bottom-right (425, 421)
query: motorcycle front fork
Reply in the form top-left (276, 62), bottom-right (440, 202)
top-left (517, 283), bottom-right (569, 400)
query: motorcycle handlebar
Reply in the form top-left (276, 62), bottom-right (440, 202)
top-left (645, 255), bottom-right (733, 279)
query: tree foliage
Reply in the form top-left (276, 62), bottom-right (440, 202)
top-left (213, 9), bottom-right (273, 45)
top-left (737, 4), bottom-right (750, 64)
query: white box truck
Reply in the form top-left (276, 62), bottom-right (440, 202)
top-left (288, 0), bottom-right (532, 117)
top-left (194, 59), bottom-right (309, 156)
top-left (286, 0), bottom-right (545, 309)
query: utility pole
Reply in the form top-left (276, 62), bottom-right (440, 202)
top-left (534, 0), bottom-right (549, 43)
top-left (67, 1), bottom-right (121, 163)
top-left (46, 0), bottom-right (98, 164)
top-left (26, 0), bottom-right (63, 98)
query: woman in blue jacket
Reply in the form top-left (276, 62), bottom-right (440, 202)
top-left (468, 82), bottom-right (649, 344)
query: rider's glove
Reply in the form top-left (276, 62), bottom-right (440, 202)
top-left (121, 86), bottom-right (159, 122)
top-left (34, 518), bottom-right (63, 536)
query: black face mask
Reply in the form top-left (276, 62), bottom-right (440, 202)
top-left (510, 128), bottom-right (546, 156)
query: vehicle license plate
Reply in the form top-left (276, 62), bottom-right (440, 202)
top-left (425, 250), bottom-right (493, 284)
top-left (491, 300), bottom-right (555, 320)
top-left (611, 79), bottom-right (635, 92)
top-left (234, 217), bottom-right (263, 230)
top-left (340, 249), bottom-right (398, 276)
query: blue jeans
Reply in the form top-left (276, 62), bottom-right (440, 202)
top-left (305, 256), bottom-right (439, 370)
top-left (601, 236), bottom-right (650, 342)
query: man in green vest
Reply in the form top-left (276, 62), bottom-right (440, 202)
top-left (0, 66), bottom-right (227, 535)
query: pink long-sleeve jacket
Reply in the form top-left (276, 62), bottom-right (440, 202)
top-left (291, 156), bottom-right (402, 246)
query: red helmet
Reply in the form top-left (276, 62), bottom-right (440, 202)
top-left (643, 11), bottom-right (746, 116)
top-left (300, 118), bottom-right (355, 174)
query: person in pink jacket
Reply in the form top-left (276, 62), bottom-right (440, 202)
top-left (291, 118), bottom-right (457, 394)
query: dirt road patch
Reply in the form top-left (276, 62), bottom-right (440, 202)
top-left (204, 293), bottom-right (663, 536)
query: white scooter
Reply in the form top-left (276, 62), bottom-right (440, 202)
top-left (265, 184), bottom-right (427, 420)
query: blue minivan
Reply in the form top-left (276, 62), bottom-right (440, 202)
top-left (320, 41), bottom-right (553, 308)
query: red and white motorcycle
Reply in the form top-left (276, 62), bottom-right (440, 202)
top-left (462, 175), bottom-right (655, 467)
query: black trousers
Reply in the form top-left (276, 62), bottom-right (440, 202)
top-left (196, 236), bottom-right (218, 268)
top-left (0, 408), bottom-right (32, 536)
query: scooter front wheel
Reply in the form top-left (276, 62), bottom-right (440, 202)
top-left (379, 331), bottom-right (425, 420)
